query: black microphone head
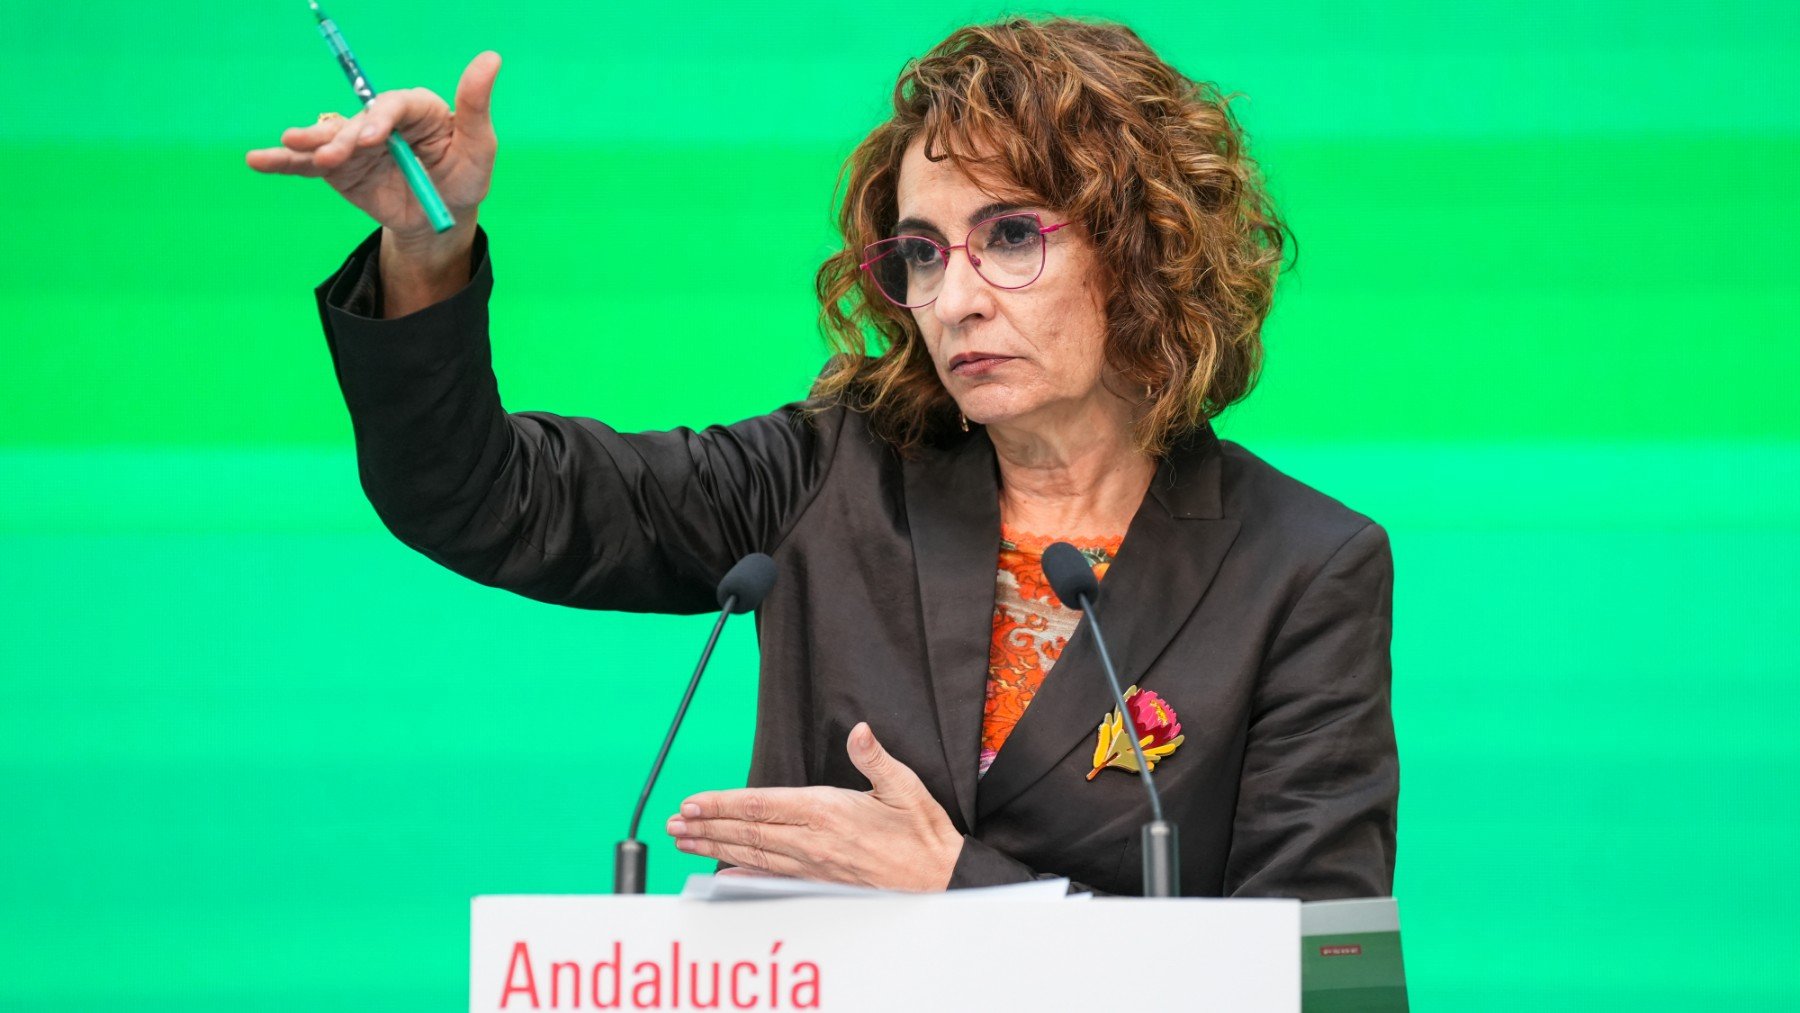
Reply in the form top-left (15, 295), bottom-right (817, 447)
top-left (717, 553), bottom-right (777, 614)
top-left (1041, 541), bottom-right (1099, 610)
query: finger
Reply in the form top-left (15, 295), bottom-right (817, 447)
top-left (674, 832), bottom-right (809, 879)
top-left (669, 816), bottom-right (808, 856)
top-left (846, 722), bottom-right (928, 803)
top-left (312, 111), bottom-right (373, 168)
top-left (354, 91), bottom-right (405, 148)
top-left (667, 815), bottom-right (810, 859)
top-left (356, 86), bottom-right (444, 149)
top-left (279, 122), bottom-right (342, 153)
top-left (452, 51), bottom-right (502, 141)
top-left (244, 147), bottom-right (328, 178)
top-left (677, 786), bottom-right (828, 825)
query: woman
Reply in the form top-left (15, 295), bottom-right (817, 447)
top-left (247, 18), bottom-right (1396, 898)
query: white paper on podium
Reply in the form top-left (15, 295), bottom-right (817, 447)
top-left (679, 873), bottom-right (1079, 902)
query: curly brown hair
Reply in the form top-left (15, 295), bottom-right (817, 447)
top-left (811, 17), bottom-right (1291, 456)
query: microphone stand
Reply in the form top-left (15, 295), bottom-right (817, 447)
top-left (1079, 593), bottom-right (1180, 898)
top-left (613, 595), bottom-right (738, 894)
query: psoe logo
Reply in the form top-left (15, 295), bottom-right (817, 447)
top-left (497, 939), bottom-right (821, 1009)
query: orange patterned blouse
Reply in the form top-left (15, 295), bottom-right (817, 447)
top-left (979, 525), bottom-right (1124, 777)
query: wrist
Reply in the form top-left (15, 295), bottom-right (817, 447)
top-left (379, 218), bottom-right (478, 318)
top-left (383, 218), bottom-right (476, 270)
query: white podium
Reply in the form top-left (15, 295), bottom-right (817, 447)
top-left (471, 889), bottom-right (1304, 1011)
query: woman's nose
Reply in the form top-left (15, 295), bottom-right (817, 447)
top-left (933, 248), bottom-right (991, 324)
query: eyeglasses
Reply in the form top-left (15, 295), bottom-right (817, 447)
top-left (859, 211), bottom-right (1070, 309)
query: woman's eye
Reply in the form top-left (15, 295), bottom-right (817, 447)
top-left (989, 218), bottom-right (1037, 248)
top-left (898, 239), bottom-right (940, 267)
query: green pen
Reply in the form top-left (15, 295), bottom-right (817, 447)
top-left (308, 0), bottom-right (455, 233)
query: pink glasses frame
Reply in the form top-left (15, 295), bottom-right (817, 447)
top-left (858, 211), bottom-right (1071, 309)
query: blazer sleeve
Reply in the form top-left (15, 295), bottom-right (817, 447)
top-left (313, 226), bottom-right (836, 614)
top-left (947, 837), bottom-right (1115, 895)
top-left (1225, 520), bottom-right (1399, 898)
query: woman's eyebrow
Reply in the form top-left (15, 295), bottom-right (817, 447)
top-left (892, 202), bottom-right (1032, 237)
top-left (892, 215), bottom-right (941, 237)
top-left (966, 201), bottom-right (1026, 225)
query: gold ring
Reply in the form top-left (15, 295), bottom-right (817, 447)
top-left (317, 111), bottom-right (346, 123)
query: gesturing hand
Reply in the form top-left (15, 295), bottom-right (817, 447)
top-left (667, 722), bottom-right (963, 892)
top-left (244, 51), bottom-right (501, 248)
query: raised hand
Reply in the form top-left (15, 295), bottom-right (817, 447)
top-left (246, 51), bottom-right (501, 249)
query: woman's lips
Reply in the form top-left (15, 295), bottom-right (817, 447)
top-left (950, 354), bottom-right (1015, 376)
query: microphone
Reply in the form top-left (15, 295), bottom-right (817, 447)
top-left (614, 553), bottom-right (778, 894)
top-left (1041, 542), bottom-right (1180, 897)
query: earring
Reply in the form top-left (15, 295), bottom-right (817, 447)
top-left (1144, 383), bottom-right (1153, 399)
top-left (959, 412), bottom-right (970, 432)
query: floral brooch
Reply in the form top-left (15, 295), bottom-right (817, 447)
top-left (1088, 686), bottom-right (1185, 780)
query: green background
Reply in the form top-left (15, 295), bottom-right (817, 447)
top-left (4, 1), bottom-right (1796, 1008)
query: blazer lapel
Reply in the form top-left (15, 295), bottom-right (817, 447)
top-left (903, 429), bottom-right (1001, 832)
top-left (975, 426), bottom-right (1241, 822)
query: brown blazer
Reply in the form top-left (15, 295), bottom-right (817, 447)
top-left (315, 227), bottom-right (1398, 898)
